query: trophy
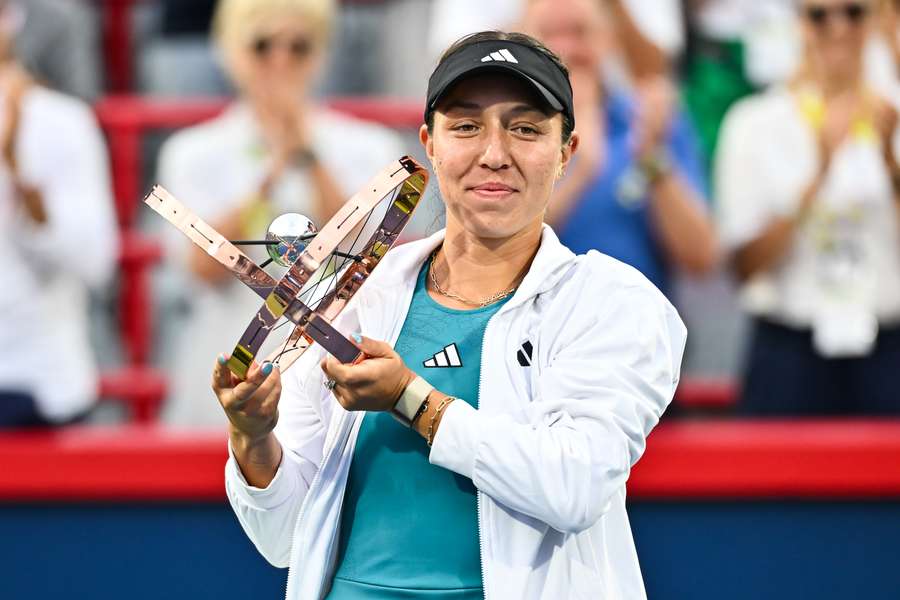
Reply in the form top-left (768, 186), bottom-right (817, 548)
top-left (144, 156), bottom-right (429, 379)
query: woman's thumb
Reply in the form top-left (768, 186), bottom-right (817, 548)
top-left (350, 333), bottom-right (390, 357)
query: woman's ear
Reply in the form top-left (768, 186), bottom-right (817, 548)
top-left (558, 131), bottom-right (579, 178)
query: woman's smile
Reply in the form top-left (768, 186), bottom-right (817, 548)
top-left (467, 181), bottom-right (518, 199)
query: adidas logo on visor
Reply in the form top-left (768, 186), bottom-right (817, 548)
top-left (423, 343), bottom-right (463, 368)
top-left (480, 48), bottom-right (518, 64)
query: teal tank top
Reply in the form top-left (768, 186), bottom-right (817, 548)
top-left (326, 260), bottom-right (509, 599)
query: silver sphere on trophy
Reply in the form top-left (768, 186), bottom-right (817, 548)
top-left (265, 213), bottom-right (318, 267)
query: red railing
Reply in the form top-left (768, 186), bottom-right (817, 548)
top-left (2, 420), bottom-right (898, 500)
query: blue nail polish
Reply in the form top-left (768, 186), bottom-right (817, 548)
top-left (262, 362), bottom-right (273, 375)
top-left (351, 333), bottom-right (362, 344)
top-left (217, 355), bottom-right (227, 366)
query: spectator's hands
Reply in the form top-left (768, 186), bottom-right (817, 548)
top-left (0, 65), bottom-right (44, 222)
top-left (818, 90), bottom-right (858, 168)
top-left (796, 90), bottom-right (861, 220)
top-left (255, 83), bottom-right (314, 177)
top-left (569, 68), bottom-right (604, 173)
top-left (213, 356), bottom-right (281, 443)
top-left (320, 335), bottom-right (416, 413)
top-left (633, 75), bottom-right (676, 159)
top-left (0, 63), bottom-right (31, 175)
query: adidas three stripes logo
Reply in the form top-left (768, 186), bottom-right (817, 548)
top-left (480, 48), bottom-right (519, 64)
top-left (423, 343), bottom-right (463, 368)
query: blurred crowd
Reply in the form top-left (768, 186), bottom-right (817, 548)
top-left (2, 0), bottom-right (900, 428)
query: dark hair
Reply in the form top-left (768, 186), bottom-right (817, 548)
top-left (426, 30), bottom-right (574, 143)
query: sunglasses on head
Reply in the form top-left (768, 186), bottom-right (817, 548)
top-left (804, 2), bottom-right (869, 26)
top-left (250, 35), bottom-right (313, 59)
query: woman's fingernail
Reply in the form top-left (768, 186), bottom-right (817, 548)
top-left (217, 355), bottom-right (227, 366)
top-left (262, 362), bottom-right (273, 375)
top-left (351, 333), bottom-right (362, 344)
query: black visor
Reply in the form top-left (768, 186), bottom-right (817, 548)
top-left (425, 38), bottom-right (574, 129)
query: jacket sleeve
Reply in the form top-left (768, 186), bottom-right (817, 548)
top-left (224, 349), bottom-right (330, 567)
top-left (429, 279), bottom-right (686, 535)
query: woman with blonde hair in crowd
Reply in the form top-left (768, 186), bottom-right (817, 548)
top-left (157, 0), bottom-right (403, 426)
top-left (717, 0), bottom-right (900, 414)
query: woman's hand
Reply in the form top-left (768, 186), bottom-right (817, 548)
top-left (321, 335), bottom-right (417, 412)
top-left (817, 90), bottom-right (858, 170)
top-left (213, 356), bottom-right (282, 443)
top-left (255, 88), bottom-right (313, 167)
top-left (633, 74), bottom-right (676, 159)
top-left (569, 67), bottom-right (603, 170)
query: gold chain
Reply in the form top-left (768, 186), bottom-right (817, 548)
top-left (428, 250), bottom-right (517, 307)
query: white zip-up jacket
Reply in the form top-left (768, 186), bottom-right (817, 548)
top-left (225, 225), bottom-right (687, 600)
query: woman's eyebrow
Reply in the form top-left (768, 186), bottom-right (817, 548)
top-left (441, 101), bottom-right (550, 117)
top-left (505, 104), bottom-right (551, 118)
top-left (441, 100), bottom-right (482, 113)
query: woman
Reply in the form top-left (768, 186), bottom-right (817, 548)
top-left (216, 32), bottom-right (686, 599)
top-left (0, 6), bottom-right (117, 427)
top-left (156, 0), bottom-right (403, 425)
top-left (717, 0), bottom-right (900, 414)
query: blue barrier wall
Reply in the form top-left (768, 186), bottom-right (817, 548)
top-left (2, 501), bottom-right (899, 599)
top-left (632, 501), bottom-right (900, 599)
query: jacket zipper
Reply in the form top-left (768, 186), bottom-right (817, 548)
top-left (284, 284), bottom-right (417, 600)
top-left (476, 310), bottom-right (500, 600)
top-left (284, 409), bottom-right (348, 600)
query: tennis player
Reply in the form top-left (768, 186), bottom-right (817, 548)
top-left (213, 31), bottom-right (686, 600)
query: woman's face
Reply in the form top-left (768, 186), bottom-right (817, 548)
top-left (226, 14), bottom-right (322, 102)
top-left (801, 0), bottom-right (872, 77)
top-left (420, 73), bottom-right (576, 240)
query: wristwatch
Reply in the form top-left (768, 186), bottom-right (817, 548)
top-left (391, 376), bottom-right (433, 427)
top-left (290, 147), bottom-right (318, 169)
top-left (637, 146), bottom-right (673, 185)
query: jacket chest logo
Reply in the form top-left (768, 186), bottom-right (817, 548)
top-left (516, 340), bottom-right (534, 366)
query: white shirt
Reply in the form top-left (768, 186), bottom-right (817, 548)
top-left (0, 86), bottom-right (117, 420)
top-left (225, 226), bottom-right (686, 600)
top-left (716, 87), bottom-right (900, 333)
top-left (427, 0), bottom-right (524, 63)
top-left (620, 0), bottom-right (684, 57)
top-left (865, 35), bottom-right (900, 105)
top-left (427, 0), bottom-right (684, 62)
top-left (156, 103), bottom-right (404, 425)
top-left (693, 0), bottom-right (800, 86)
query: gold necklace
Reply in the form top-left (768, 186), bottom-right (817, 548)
top-left (428, 251), bottom-right (517, 307)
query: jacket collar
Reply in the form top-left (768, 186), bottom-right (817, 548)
top-left (372, 224), bottom-right (577, 311)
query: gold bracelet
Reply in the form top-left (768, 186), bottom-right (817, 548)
top-left (427, 397), bottom-right (455, 447)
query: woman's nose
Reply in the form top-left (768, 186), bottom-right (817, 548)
top-left (267, 46), bottom-right (297, 70)
top-left (478, 125), bottom-right (512, 170)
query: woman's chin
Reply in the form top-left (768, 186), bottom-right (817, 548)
top-left (454, 214), bottom-right (540, 241)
